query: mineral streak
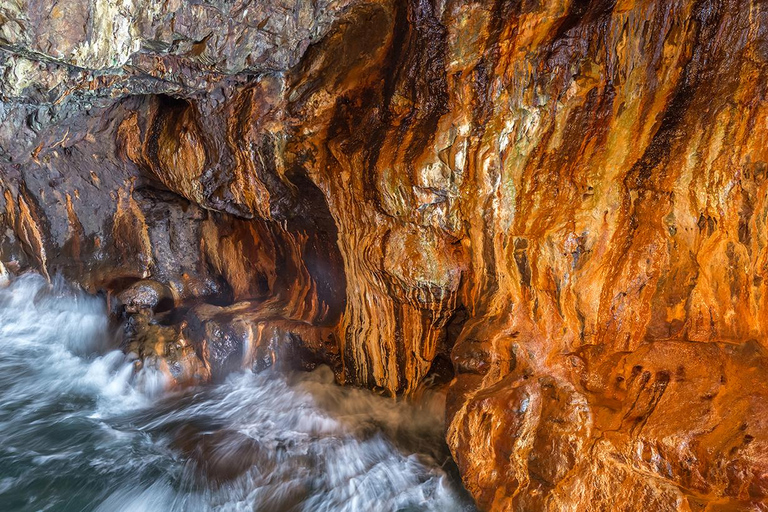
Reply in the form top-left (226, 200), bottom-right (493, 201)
top-left (2, 0), bottom-right (768, 509)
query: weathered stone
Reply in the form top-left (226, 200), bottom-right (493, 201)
top-left (117, 278), bottom-right (174, 313)
top-left (3, 0), bottom-right (768, 509)
top-left (183, 302), bottom-right (340, 379)
top-left (121, 310), bottom-right (210, 389)
top-left (449, 340), bottom-right (768, 510)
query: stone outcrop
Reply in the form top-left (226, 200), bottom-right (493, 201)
top-left (2, 0), bottom-right (768, 509)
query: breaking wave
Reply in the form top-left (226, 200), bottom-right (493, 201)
top-left (0, 273), bottom-right (474, 511)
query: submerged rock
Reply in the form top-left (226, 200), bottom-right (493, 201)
top-left (170, 424), bottom-right (273, 487)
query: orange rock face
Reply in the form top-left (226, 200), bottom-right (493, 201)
top-left (2, 0), bottom-right (768, 509)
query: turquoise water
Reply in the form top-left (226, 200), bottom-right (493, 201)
top-left (0, 274), bottom-right (474, 512)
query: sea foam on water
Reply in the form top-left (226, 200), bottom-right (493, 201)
top-left (0, 273), bottom-right (474, 511)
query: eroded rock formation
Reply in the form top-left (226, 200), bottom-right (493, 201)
top-left (2, 0), bottom-right (768, 509)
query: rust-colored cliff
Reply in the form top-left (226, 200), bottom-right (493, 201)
top-left (2, 0), bottom-right (767, 509)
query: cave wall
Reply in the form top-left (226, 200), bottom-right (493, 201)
top-left (2, 0), bottom-right (768, 510)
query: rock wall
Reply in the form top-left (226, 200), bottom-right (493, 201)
top-left (2, 0), bottom-right (768, 510)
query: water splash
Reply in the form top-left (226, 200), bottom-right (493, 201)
top-left (0, 274), bottom-right (475, 511)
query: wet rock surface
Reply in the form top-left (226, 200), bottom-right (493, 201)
top-left (169, 424), bottom-right (273, 487)
top-left (121, 309), bottom-right (211, 388)
top-left (3, 0), bottom-right (768, 510)
top-left (117, 279), bottom-right (174, 313)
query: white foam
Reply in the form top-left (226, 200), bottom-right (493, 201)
top-left (0, 273), bottom-right (473, 511)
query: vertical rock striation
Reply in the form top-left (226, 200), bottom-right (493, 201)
top-left (2, 0), bottom-right (768, 509)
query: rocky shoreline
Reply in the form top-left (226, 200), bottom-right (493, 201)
top-left (2, 1), bottom-right (768, 509)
